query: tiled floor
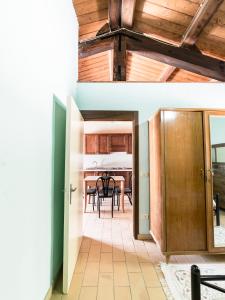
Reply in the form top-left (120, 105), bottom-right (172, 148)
top-left (51, 197), bottom-right (225, 300)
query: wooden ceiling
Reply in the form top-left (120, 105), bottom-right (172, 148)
top-left (74, 0), bottom-right (225, 82)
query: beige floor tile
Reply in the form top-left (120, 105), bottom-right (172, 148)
top-left (88, 244), bottom-right (101, 262)
top-left (114, 287), bottom-right (131, 300)
top-left (97, 286), bottom-right (114, 300)
top-left (147, 287), bottom-right (166, 300)
top-left (140, 262), bottom-right (161, 288)
top-left (80, 237), bottom-right (92, 253)
top-left (113, 247), bottom-right (125, 261)
top-left (129, 273), bottom-right (150, 300)
top-left (137, 251), bottom-right (151, 263)
top-left (101, 242), bottom-right (112, 252)
top-left (62, 273), bottom-right (83, 300)
top-left (125, 253), bottom-right (141, 272)
top-left (99, 252), bottom-right (113, 272)
top-left (79, 287), bottom-right (98, 300)
top-left (75, 252), bottom-right (88, 273)
top-left (113, 261), bottom-right (129, 286)
top-left (83, 262), bottom-right (99, 286)
top-left (51, 294), bottom-right (62, 300)
top-left (98, 273), bottom-right (114, 286)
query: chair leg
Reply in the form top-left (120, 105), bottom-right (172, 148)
top-left (92, 195), bottom-right (95, 211)
top-left (128, 194), bottom-right (132, 205)
top-left (117, 194), bottom-right (120, 211)
top-left (88, 194), bottom-right (91, 204)
top-left (98, 197), bottom-right (100, 218)
top-left (111, 196), bottom-right (113, 218)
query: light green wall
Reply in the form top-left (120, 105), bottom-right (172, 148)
top-left (76, 82), bottom-right (225, 234)
top-left (51, 97), bottom-right (66, 283)
top-left (0, 1), bottom-right (78, 299)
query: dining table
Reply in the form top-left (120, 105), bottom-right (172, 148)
top-left (83, 175), bottom-right (125, 213)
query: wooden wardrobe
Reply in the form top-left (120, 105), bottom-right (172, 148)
top-left (149, 109), bottom-right (225, 260)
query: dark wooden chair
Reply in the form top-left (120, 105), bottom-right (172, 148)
top-left (116, 173), bottom-right (132, 206)
top-left (87, 187), bottom-right (97, 211)
top-left (96, 176), bottom-right (116, 218)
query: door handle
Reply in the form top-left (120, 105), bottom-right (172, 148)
top-left (206, 168), bottom-right (214, 181)
top-left (200, 168), bottom-right (205, 179)
top-left (70, 184), bottom-right (77, 204)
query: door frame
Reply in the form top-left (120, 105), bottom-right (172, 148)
top-left (204, 110), bottom-right (225, 253)
top-left (81, 110), bottom-right (139, 239)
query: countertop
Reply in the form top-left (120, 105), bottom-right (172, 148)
top-left (83, 168), bottom-right (132, 172)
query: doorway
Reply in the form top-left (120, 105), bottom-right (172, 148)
top-left (51, 105), bottom-right (139, 296)
top-left (81, 111), bottom-right (139, 239)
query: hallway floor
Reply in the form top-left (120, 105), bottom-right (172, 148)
top-left (51, 198), bottom-right (225, 300)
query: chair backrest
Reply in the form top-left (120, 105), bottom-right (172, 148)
top-left (96, 176), bottom-right (115, 197)
top-left (100, 171), bottom-right (109, 177)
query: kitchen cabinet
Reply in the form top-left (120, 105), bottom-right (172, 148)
top-left (98, 134), bottom-right (110, 154)
top-left (85, 135), bottom-right (98, 154)
top-left (109, 134), bottom-right (127, 152)
top-left (84, 133), bottom-right (132, 154)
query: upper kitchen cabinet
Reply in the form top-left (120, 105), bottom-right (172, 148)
top-left (98, 134), bottom-right (110, 154)
top-left (85, 134), bottom-right (98, 154)
top-left (85, 133), bottom-right (132, 154)
top-left (85, 134), bottom-right (110, 154)
top-left (110, 134), bottom-right (128, 152)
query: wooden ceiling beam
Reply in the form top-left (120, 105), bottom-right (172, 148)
top-left (124, 29), bottom-right (225, 81)
top-left (79, 29), bottom-right (225, 81)
top-left (181, 0), bottom-right (224, 45)
top-left (160, 0), bottom-right (224, 82)
top-left (121, 0), bottom-right (136, 28)
top-left (108, 0), bottom-right (128, 81)
top-left (108, 0), bottom-right (121, 30)
top-left (79, 33), bottom-right (115, 59)
top-left (113, 35), bottom-right (127, 81)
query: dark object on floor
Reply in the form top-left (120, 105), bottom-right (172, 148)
top-left (191, 264), bottom-right (225, 300)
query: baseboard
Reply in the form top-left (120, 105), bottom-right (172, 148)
top-left (44, 286), bottom-right (52, 300)
top-left (137, 233), bottom-right (153, 240)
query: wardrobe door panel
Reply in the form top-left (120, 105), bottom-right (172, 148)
top-left (164, 111), bottom-right (206, 252)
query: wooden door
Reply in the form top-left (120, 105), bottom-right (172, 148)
top-left (164, 110), bottom-right (206, 252)
top-left (98, 134), bottom-right (109, 154)
top-left (85, 134), bottom-right (98, 154)
top-left (110, 134), bottom-right (127, 152)
top-left (63, 97), bottom-right (84, 293)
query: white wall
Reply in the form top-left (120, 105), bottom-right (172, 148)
top-left (84, 121), bottom-right (132, 133)
top-left (76, 82), bottom-right (225, 234)
top-left (0, 1), bottom-right (78, 299)
top-left (84, 153), bottom-right (133, 169)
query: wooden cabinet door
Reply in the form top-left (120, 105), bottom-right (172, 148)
top-left (85, 134), bottom-right (98, 154)
top-left (110, 134), bottom-right (127, 152)
top-left (128, 134), bottom-right (132, 154)
top-left (98, 135), bottom-right (109, 154)
top-left (164, 111), bottom-right (206, 252)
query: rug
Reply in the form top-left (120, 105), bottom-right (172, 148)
top-left (214, 226), bottom-right (225, 247)
top-left (160, 263), bottom-right (225, 300)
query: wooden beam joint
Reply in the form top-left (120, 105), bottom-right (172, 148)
top-left (79, 28), bottom-right (225, 81)
top-left (113, 35), bottom-right (127, 81)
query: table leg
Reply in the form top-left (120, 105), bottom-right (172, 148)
top-left (84, 181), bottom-right (87, 213)
top-left (120, 180), bottom-right (125, 213)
